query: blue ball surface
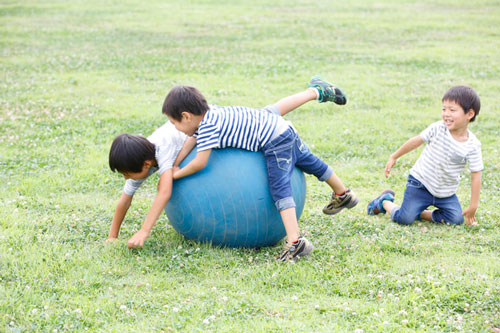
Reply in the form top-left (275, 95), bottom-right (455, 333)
top-left (165, 148), bottom-right (306, 248)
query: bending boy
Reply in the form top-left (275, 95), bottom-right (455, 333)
top-left (367, 85), bottom-right (483, 226)
top-left (108, 122), bottom-right (195, 248)
top-left (162, 76), bottom-right (358, 261)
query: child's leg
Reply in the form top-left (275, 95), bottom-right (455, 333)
top-left (262, 129), bottom-right (313, 261)
top-left (293, 136), bottom-right (358, 214)
top-left (325, 172), bottom-right (347, 196)
top-left (275, 76), bottom-right (347, 116)
top-left (280, 207), bottom-right (300, 243)
top-left (384, 201), bottom-right (432, 222)
top-left (389, 177), bottom-right (432, 225)
top-left (431, 194), bottom-right (464, 225)
top-left (275, 88), bottom-right (318, 116)
top-left (420, 210), bottom-right (433, 222)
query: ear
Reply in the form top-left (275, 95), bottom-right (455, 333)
top-left (143, 160), bottom-right (153, 169)
top-left (181, 111), bottom-right (192, 122)
top-left (466, 108), bottom-right (475, 120)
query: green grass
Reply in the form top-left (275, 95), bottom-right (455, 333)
top-left (1, 0), bottom-right (499, 331)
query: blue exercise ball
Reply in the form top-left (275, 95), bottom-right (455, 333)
top-left (165, 148), bottom-right (306, 248)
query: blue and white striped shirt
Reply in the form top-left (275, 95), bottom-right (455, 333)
top-left (195, 105), bottom-right (285, 152)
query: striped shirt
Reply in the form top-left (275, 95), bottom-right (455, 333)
top-left (410, 121), bottom-right (483, 198)
top-left (195, 105), bottom-right (287, 152)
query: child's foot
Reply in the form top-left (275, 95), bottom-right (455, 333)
top-left (276, 236), bottom-right (314, 262)
top-left (367, 189), bottom-right (395, 215)
top-left (323, 188), bottom-right (359, 215)
top-left (308, 75), bottom-right (347, 105)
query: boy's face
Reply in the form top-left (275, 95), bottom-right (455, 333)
top-left (120, 161), bottom-right (151, 180)
top-left (168, 113), bottom-right (199, 136)
top-left (441, 99), bottom-right (474, 133)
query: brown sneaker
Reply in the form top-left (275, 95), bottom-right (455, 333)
top-left (323, 188), bottom-right (359, 215)
top-left (276, 236), bottom-right (314, 262)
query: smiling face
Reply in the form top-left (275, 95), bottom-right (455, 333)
top-left (441, 99), bottom-right (475, 134)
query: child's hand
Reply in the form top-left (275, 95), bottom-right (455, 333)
top-left (127, 230), bottom-right (150, 249)
top-left (385, 156), bottom-right (397, 178)
top-left (462, 206), bottom-right (478, 226)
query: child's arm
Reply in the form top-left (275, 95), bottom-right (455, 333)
top-left (385, 135), bottom-right (424, 178)
top-left (462, 171), bottom-right (481, 226)
top-left (173, 149), bottom-right (211, 179)
top-left (108, 193), bottom-right (133, 240)
top-left (173, 136), bottom-right (197, 168)
top-left (127, 169), bottom-right (173, 249)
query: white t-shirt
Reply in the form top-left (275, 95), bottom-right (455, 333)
top-left (123, 122), bottom-right (187, 195)
top-left (410, 121), bottom-right (483, 198)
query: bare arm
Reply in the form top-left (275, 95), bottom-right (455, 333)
top-left (108, 192), bottom-right (133, 240)
top-left (127, 169), bottom-right (173, 249)
top-left (173, 136), bottom-right (197, 167)
top-left (385, 135), bottom-right (424, 178)
top-left (173, 149), bottom-right (211, 179)
top-left (462, 171), bottom-right (481, 226)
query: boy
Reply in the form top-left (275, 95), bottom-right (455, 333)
top-left (107, 122), bottom-right (196, 248)
top-left (162, 76), bottom-right (359, 261)
top-left (367, 85), bottom-right (482, 226)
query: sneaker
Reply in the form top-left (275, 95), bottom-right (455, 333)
top-left (367, 189), bottom-right (395, 215)
top-left (308, 75), bottom-right (347, 105)
top-left (322, 188), bottom-right (359, 215)
top-left (276, 236), bottom-right (314, 262)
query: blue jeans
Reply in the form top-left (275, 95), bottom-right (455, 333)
top-left (391, 175), bottom-right (464, 225)
top-left (262, 127), bottom-right (333, 211)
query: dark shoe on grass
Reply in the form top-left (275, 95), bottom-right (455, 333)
top-left (277, 236), bottom-right (314, 262)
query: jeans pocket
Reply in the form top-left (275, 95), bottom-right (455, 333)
top-left (273, 146), bottom-right (293, 172)
top-left (407, 177), bottom-right (423, 188)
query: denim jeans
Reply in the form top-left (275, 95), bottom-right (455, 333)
top-left (391, 174), bottom-right (464, 225)
top-left (262, 127), bottom-right (332, 211)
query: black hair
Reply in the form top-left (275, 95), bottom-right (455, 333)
top-left (442, 85), bottom-right (480, 122)
top-left (109, 133), bottom-right (155, 173)
top-left (162, 85), bottom-right (209, 121)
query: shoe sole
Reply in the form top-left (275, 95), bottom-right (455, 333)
top-left (323, 196), bottom-right (359, 215)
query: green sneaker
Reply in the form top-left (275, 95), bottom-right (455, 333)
top-left (308, 75), bottom-right (347, 105)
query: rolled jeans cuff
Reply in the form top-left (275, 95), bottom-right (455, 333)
top-left (319, 166), bottom-right (333, 181)
top-left (275, 196), bottom-right (296, 211)
top-left (390, 206), bottom-right (400, 221)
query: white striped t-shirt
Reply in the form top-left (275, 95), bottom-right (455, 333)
top-left (195, 105), bottom-right (288, 152)
top-left (410, 121), bottom-right (483, 198)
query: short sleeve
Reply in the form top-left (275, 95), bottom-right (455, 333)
top-left (122, 167), bottom-right (157, 195)
top-left (123, 178), bottom-right (146, 196)
top-left (420, 121), bottom-right (441, 143)
top-left (155, 145), bottom-right (178, 175)
top-left (148, 122), bottom-right (188, 175)
top-left (467, 140), bottom-right (484, 172)
top-left (196, 122), bottom-right (221, 151)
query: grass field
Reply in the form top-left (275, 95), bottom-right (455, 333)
top-left (1, 0), bottom-right (499, 331)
